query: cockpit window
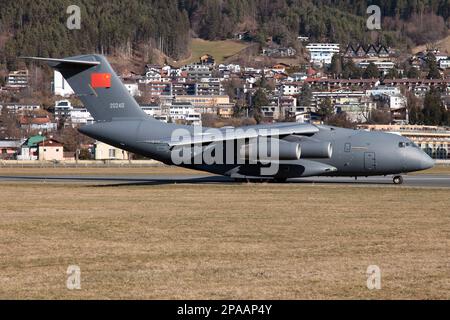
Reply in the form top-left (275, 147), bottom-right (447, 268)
top-left (399, 142), bottom-right (406, 148)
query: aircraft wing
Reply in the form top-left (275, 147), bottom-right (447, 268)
top-left (142, 123), bottom-right (319, 148)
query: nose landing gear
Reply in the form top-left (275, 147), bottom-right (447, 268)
top-left (393, 175), bottom-right (404, 185)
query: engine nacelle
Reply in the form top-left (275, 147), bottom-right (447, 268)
top-left (298, 141), bottom-right (333, 158)
top-left (240, 138), bottom-right (301, 160)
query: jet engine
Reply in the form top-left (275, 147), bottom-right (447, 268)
top-left (298, 141), bottom-right (333, 158)
top-left (284, 136), bottom-right (333, 159)
top-left (240, 138), bottom-right (301, 160)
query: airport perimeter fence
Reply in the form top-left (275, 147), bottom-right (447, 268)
top-left (434, 160), bottom-right (450, 165)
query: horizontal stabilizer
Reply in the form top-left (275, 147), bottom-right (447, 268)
top-left (20, 56), bottom-right (100, 68)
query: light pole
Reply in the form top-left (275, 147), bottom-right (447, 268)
top-left (39, 131), bottom-right (44, 161)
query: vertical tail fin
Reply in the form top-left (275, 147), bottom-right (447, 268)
top-left (22, 55), bottom-right (148, 122)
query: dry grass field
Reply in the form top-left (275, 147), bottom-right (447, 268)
top-left (412, 35), bottom-right (450, 54)
top-left (175, 38), bottom-right (252, 66)
top-left (0, 167), bottom-right (449, 299)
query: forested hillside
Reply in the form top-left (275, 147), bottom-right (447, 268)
top-left (0, 0), bottom-right (190, 67)
top-left (0, 0), bottom-right (448, 67)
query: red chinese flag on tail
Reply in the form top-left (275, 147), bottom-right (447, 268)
top-left (91, 73), bottom-right (111, 88)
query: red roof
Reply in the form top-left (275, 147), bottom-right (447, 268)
top-left (37, 139), bottom-right (63, 147)
top-left (20, 116), bottom-right (51, 125)
top-left (32, 117), bottom-right (51, 125)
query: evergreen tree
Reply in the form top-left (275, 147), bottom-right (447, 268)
top-left (317, 98), bottom-right (334, 122)
top-left (342, 60), bottom-right (362, 79)
top-left (298, 84), bottom-right (312, 107)
top-left (422, 88), bottom-right (445, 125)
top-left (252, 88), bottom-right (269, 124)
top-left (363, 63), bottom-right (380, 79)
top-left (406, 91), bottom-right (423, 124)
top-left (330, 55), bottom-right (343, 78)
top-left (426, 53), bottom-right (441, 80)
top-left (385, 68), bottom-right (399, 79)
top-left (406, 67), bottom-right (420, 79)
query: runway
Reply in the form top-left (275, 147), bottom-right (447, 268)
top-left (1, 174), bottom-right (450, 187)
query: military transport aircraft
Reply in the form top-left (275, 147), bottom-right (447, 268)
top-left (23, 55), bottom-right (434, 184)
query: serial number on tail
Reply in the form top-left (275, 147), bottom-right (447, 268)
top-left (110, 102), bottom-right (125, 109)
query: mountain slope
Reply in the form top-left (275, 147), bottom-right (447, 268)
top-left (0, 0), bottom-right (448, 67)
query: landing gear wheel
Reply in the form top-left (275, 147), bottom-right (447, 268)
top-left (393, 176), bottom-right (404, 185)
top-left (274, 178), bottom-right (288, 183)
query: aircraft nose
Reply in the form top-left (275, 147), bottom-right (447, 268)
top-left (404, 148), bottom-right (435, 172)
top-left (419, 153), bottom-right (435, 170)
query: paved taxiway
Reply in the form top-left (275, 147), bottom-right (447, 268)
top-left (0, 174), bottom-right (449, 187)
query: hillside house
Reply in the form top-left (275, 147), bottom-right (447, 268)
top-left (0, 140), bottom-right (22, 160)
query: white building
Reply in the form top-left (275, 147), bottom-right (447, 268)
top-left (295, 112), bottom-right (312, 123)
top-left (440, 59), bottom-right (450, 69)
top-left (124, 82), bottom-right (141, 97)
top-left (312, 90), bottom-right (376, 123)
top-left (366, 86), bottom-right (407, 111)
top-left (387, 94), bottom-right (407, 110)
top-left (140, 105), bottom-right (169, 123)
top-left (218, 64), bottom-right (241, 74)
top-left (94, 141), bottom-right (129, 160)
top-left (6, 70), bottom-right (29, 88)
top-left (54, 100), bottom-right (73, 120)
top-left (169, 102), bottom-right (202, 126)
top-left (358, 60), bottom-right (395, 75)
top-left (0, 103), bottom-right (40, 114)
top-left (298, 36), bottom-right (310, 42)
top-left (184, 113), bottom-right (202, 125)
top-left (53, 71), bottom-right (74, 97)
top-left (141, 70), bottom-right (162, 83)
top-left (280, 83), bottom-right (300, 95)
top-left (290, 73), bottom-right (308, 82)
top-left (70, 108), bottom-right (94, 125)
top-left (54, 100), bottom-right (94, 126)
top-left (366, 86), bottom-right (401, 97)
top-left (306, 43), bottom-right (340, 66)
top-left (435, 55), bottom-right (448, 62)
top-left (140, 104), bottom-right (161, 117)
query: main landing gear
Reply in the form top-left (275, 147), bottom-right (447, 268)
top-left (393, 176), bottom-right (404, 185)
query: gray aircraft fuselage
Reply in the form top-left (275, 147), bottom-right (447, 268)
top-left (24, 54), bottom-right (434, 182)
top-left (79, 118), bottom-right (434, 180)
